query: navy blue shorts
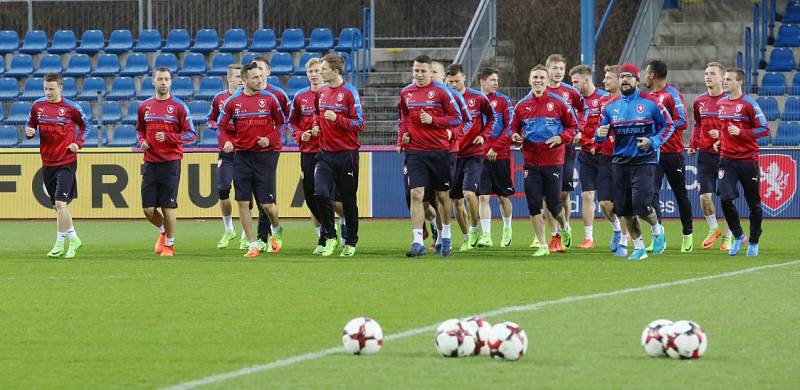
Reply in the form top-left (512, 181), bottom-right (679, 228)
top-left (450, 155), bottom-right (483, 198)
top-left (216, 151), bottom-right (234, 192)
top-left (578, 152), bottom-right (612, 201)
top-left (697, 151), bottom-right (720, 195)
top-left (403, 159), bottom-right (435, 206)
top-left (561, 146), bottom-right (576, 192)
top-left (612, 163), bottom-right (655, 217)
top-left (233, 150), bottom-right (279, 204)
top-left (405, 150), bottom-right (452, 192)
top-left (43, 162), bottom-right (77, 205)
top-left (523, 165), bottom-right (563, 216)
top-left (479, 158), bottom-right (515, 197)
top-left (718, 158), bottom-right (760, 202)
top-left (141, 160), bottom-right (180, 208)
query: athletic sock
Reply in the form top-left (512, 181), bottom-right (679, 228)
top-left (633, 237), bottom-right (645, 250)
top-left (502, 216), bottom-right (512, 229)
top-left (584, 226), bottom-right (593, 241)
top-left (610, 217), bottom-right (621, 232)
top-left (315, 227), bottom-right (322, 238)
top-left (620, 233), bottom-right (630, 246)
top-left (56, 231), bottom-right (66, 242)
top-left (480, 218), bottom-right (491, 234)
top-left (412, 229), bottom-right (424, 245)
top-left (652, 223), bottom-right (664, 236)
top-left (270, 225), bottom-right (280, 235)
top-left (159, 225), bottom-right (166, 234)
top-left (65, 226), bottom-right (77, 238)
top-left (441, 224), bottom-right (452, 239)
top-left (469, 226), bottom-right (479, 233)
top-left (705, 215), bottom-right (719, 230)
top-left (724, 227), bottom-right (733, 238)
top-left (249, 241), bottom-right (259, 250)
top-left (222, 216), bottom-right (234, 233)
top-left (165, 237), bottom-right (175, 246)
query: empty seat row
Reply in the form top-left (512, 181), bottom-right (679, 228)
top-left (758, 71), bottom-right (800, 95)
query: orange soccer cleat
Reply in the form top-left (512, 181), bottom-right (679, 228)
top-left (243, 248), bottom-right (260, 258)
top-left (702, 228), bottom-right (722, 249)
top-left (160, 245), bottom-right (174, 257)
top-left (549, 235), bottom-right (566, 253)
top-left (577, 239), bottom-right (595, 249)
top-left (154, 233), bottom-right (166, 254)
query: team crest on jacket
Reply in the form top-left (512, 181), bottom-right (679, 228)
top-left (337, 92), bottom-right (344, 102)
top-left (57, 107), bottom-right (66, 117)
top-left (636, 104), bottom-right (645, 113)
top-left (562, 92), bottom-right (569, 100)
top-left (167, 105), bottom-right (174, 114)
top-left (258, 98), bottom-right (266, 108)
top-left (468, 98), bottom-right (475, 107)
top-left (591, 99), bottom-right (598, 107)
top-left (427, 91), bottom-right (435, 99)
top-left (491, 100), bottom-right (498, 108)
top-left (736, 104), bottom-right (743, 113)
top-left (758, 154), bottom-right (796, 215)
top-left (546, 102), bottom-right (554, 111)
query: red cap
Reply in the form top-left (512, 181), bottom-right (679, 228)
top-left (618, 64), bottom-right (640, 80)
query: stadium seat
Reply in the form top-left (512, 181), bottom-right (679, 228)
top-left (33, 54), bottom-right (63, 77)
top-left (250, 28), bottom-right (276, 52)
top-left (197, 127), bottom-right (219, 147)
top-left (220, 28), bottom-right (247, 52)
top-left (0, 125), bottom-right (18, 147)
top-left (0, 55), bottom-right (3, 75)
top-left (756, 96), bottom-right (779, 121)
top-left (759, 72), bottom-right (786, 96)
top-left (63, 54), bottom-right (92, 77)
top-left (775, 24), bottom-right (800, 47)
top-left (268, 75), bottom-right (281, 88)
top-left (49, 30), bottom-right (77, 54)
top-left (774, 121), bottom-right (800, 145)
top-left (93, 54), bottom-right (121, 77)
top-left (134, 29), bottom-right (162, 52)
top-left (295, 52), bottom-right (319, 75)
top-left (286, 75), bottom-right (310, 98)
top-left (120, 53), bottom-right (149, 76)
top-left (785, 0), bottom-right (800, 23)
top-left (188, 100), bottom-right (211, 125)
top-left (306, 28), bottom-right (334, 52)
top-left (192, 29), bottom-right (219, 53)
top-left (0, 30), bottom-right (20, 54)
top-left (61, 77), bottom-right (77, 99)
top-left (269, 52), bottom-right (293, 75)
top-left (783, 97), bottom-right (800, 121)
top-left (163, 29), bottom-right (191, 52)
top-left (790, 73), bottom-right (800, 95)
top-left (122, 101), bottom-right (140, 124)
top-left (172, 76), bottom-right (194, 99)
top-left (82, 126), bottom-right (103, 147)
top-left (106, 29), bottom-right (134, 53)
top-left (5, 54), bottom-right (34, 77)
top-left (0, 104), bottom-right (5, 121)
top-left (18, 30), bottom-right (47, 54)
top-left (336, 51), bottom-right (354, 73)
top-left (76, 30), bottom-right (105, 54)
top-left (137, 77), bottom-right (154, 99)
top-left (241, 53), bottom-right (257, 65)
top-left (277, 28), bottom-right (305, 52)
top-left (109, 124), bottom-right (137, 146)
top-left (79, 77), bottom-right (106, 101)
top-left (208, 52), bottom-right (235, 75)
top-left (98, 101), bottom-right (123, 124)
top-left (20, 78), bottom-right (44, 101)
top-left (7, 102), bottom-right (33, 125)
top-left (0, 77), bottom-right (20, 101)
top-left (197, 76), bottom-right (224, 99)
top-left (154, 53), bottom-right (179, 74)
top-left (767, 48), bottom-right (795, 71)
top-left (107, 77), bottom-right (135, 101)
top-left (334, 28), bottom-right (363, 51)
top-left (79, 101), bottom-right (94, 122)
top-left (178, 53), bottom-right (207, 76)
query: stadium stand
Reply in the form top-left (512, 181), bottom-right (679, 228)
top-left (6, 54), bottom-right (34, 77)
top-left (62, 77), bottom-right (77, 99)
top-left (99, 101), bottom-right (123, 124)
top-left (756, 96), bottom-right (779, 121)
top-left (179, 53), bottom-right (208, 76)
top-left (277, 28), bottom-right (305, 52)
top-left (172, 76), bottom-right (195, 99)
top-left (120, 53), bottom-right (149, 76)
top-left (121, 101), bottom-right (140, 125)
top-left (77, 30), bottom-right (105, 54)
top-left (63, 54), bottom-right (92, 77)
top-left (33, 54), bottom-right (63, 77)
top-left (774, 121), bottom-right (800, 145)
top-left (192, 29), bottom-right (219, 53)
top-left (269, 52), bottom-right (294, 75)
top-left (107, 77), bottom-right (136, 101)
top-left (197, 77), bottom-right (224, 100)
top-left (296, 53), bottom-right (320, 74)
top-left (208, 53), bottom-right (235, 75)
top-left (18, 30), bottom-right (47, 54)
top-left (286, 75), bottom-right (310, 98)
top-left (220, 28), bottom-right (248, 52)
top-left (134, 29), bottom-right (162, 52)
top-left (0, 78), bottom-right (18, 101)
top-left (79, 77), bottom-right (106, 101)
top-left (49, 30), bottom-right (77, 54)
top-left (197, 127), bottom-right (218, 147)
top-left (137, 77), bottom-right (155, 99)
top-left (154, 53), bottom-right (179, 73)
top-left (250, 28), bottom-right (277, 52)
top-left (108, 124), bottom-right (137, 146)
top-left (0, 30), bottom-right (19, 53)
top-left (6, 102), bottom-right (33, 125)
top-left (188, 100), bottom-right (210, 125)
top-left (106, 29), bottom-right (134, 53)
top-left (163, 29), bottom-right (191, 52)
top-left (0, 125), bottom-right (18, 147)
top-left (94, 54), bottom-right (121, 77)
top-left (766, 48), bottom-right (794, 71)
top-left (20, 78), bottom-right (44, 101)
top-left (306, 28), bottom-right (334, 52)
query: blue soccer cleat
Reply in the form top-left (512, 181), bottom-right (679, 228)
top-left (746, 242), bottom-right (759, 257)
top-left (652, 234), bottom-right (666, 255)
top-left (728, 235), bottom-right (745, 256)
top-left (614, 244), bottom-right (628, 257)
top-left (610, 230), bottom-right (621, 252)
top-left (440, 238), bottom-right (452, 257)
top-left (406, 242), bottom-right (426, 257)
top-left (627, 248), bottom-right (649, 261)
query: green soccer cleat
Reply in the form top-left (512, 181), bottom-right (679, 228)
top-left (312, 245), bottom-right (325, 255)
top-left (531, 247), bottom-right (550, 257)
top-left (270, 226), bottom-right (283, 253)
top-left (501, 227), bottom-right (512, 247)
top-left (477, 232), bottom-right (493, 248)
top-left (720, 235), bottom-right (732, 251)
top-left (239, 235), bottom-right (248, 250)
top-left (321, 238), bottom-right (338, 257)
top-left (47, 240), bottom-right (65, 258)
top-left (64, 236), bottom-right (82, 259)
top-left (680, 234), bottom-right (693, 253)
top-left (256, 239), bottom-right (269, 252)
top-left (645, 240), bottom-right (654, 253)
top-left (217, 231), bottom-right (237, 249)
top-left (459, 240), bottom-right (474, 252)
top-left (468, 230), bottom-right (479, 247)
top-left (560, 225), bottom-right (572, 249)
top-left (529, 235), bottom-right (541, 248)
top-left (340, 245), bottom-right (356, 257)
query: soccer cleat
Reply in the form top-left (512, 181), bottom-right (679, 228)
top-left (645, 240), bottom-right (654, 253)
top-left (577, 239), bottom-right (595, 249)
top-left (702, 228), bottom-right (721, 249)
top-left (340, 245), bottom-right (356, 257)
top-left (256, 239), bottom-right (269, 252)
top-left (549, 235), bottom-right (565, 253)
top-left (459, 240), bottom-right (474, 252)
top-left (217, 231), bottom-right (236, 249)
top-left (720, 235), bottom-right (732, 251)
top-left (440, 238), bottom-right (452, 257)
top-left (312, 245), bottom-right (325, 255)
top-left (531, 247), bottom-right (550, 257)
top-left (728, 235), bottom-right (745, 256)
top-left (239, 235), bottom-right (248, 250)
top-left (64, 236), bottom-right (82, 259)
top-left (561, 225), bottom-right (573, 248)
top-left (614, 245), bottom-right (628, 257)
top-left (610, 230), bottom-right (621, 252)
top-left (406, 242), bottom-right (426, 257)
top-left (627, 248), bottom-right (648, 261)
top-left (652, 234), bottom-right (666, 255)
top-left (529, 235), bottom-right (541, 248)
top-left (321, 238), bottom-right (338, 257)
top-left (154, 233), bottom-right (166, 254)
top-left (160, 245), bottom-right (174, 257)
top-left (501, 227), bottom-right (513, 247)
top-left (434, 242), bottom-right (442, 255)
top-left (243, 247), bottom-right (260, 258)
top-left (477, 232), bottom-right (493, 248)
top-left (680, 234), bottom-right (693, 253)
top-left (270, 226), bottom-right (283, 253)
top-left (468, 230), bottom-right (479, 247)
top-left (746, 243), bottom-right (759, 257)
top-left (47, 240), bottom-right (65, 258)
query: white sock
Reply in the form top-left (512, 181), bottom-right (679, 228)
top-left (241, 230), bottom-right (247, 239)
top-left (724, 227), bottom-right (732, 237)
top-left (159, 225), bottom-right (165, 234)
top-left (620, 233), bottom-right (629, 246)
top-left (610, 217), bottom-right (621, 231)
top-left (56, 231), bottom-right (66, 242)
top-left (66, 226), bottom-right (77, 238)
top-left (165, 237), bottom-right (175, 246)
top-left (442, 224), bottom-right (452, 239)
top-left (502, 216), bottom-right (512, 229)
top-left (633, 236), bottom-right (645, 249)
top-left (652, 223), bottom-right (664, 236)
top-left (551, 231), bottom-right (558, 237)
top-left (470, 226), bottom-right (479, 233)
top-left (222, 216), bottom-right (234, 233)
top-left (480, 218), bottom-right (491, 234)
top-left (705, 215), bottom-right (718, 230)
top-left (270, 225), bottom-right (280, 235)
top-left (315, 227), bottom-right (321, 237)
top-left (412, 229), bottom-right (424, 245)
top-left (249, 241), bottom-right (259, 249)
top-left (584, 226), bottom-right (593, 241)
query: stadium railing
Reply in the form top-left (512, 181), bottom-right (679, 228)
top-left (453, 0), bottom-right (497, 86)
top-left (619, 0), bottom-right (664, 69)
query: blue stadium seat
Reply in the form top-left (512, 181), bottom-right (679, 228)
top-left (790, 73), bottom-right (800, 95)
top-left (760, 72), bottom-right (786, 96)
top-left (197, 127), bottom-right (219, 147)
top-left (33, 54), bottom-right (63, 77)
top-left (107, 29), bottom-right (134, 53)
top-left (774, 121), bottom-right (800, 145)
top-left (775, 24), bottom-right (800, 47)
top-left (197, 76), bottom-right (224, 99)
top-left (77, 30), bottom-right (105, 54)
top-left (99, 101), bottom-right (123, 124)
top-left (49, 30), bottom-right (77, 54)
top-left (63, 54), bottom-right (92, 77)
top-left (154, 53), bottom-right (179, 73)
top-left (0, 30), bottom-right (20, 54)
top-left (0, 78), bottom-right (19, 101)
top-left (268, 75), bottom-right (281, 88)
top-left (172, 76), bottom-right (194, 99)
top-left (783, 97), bottom-right (800, 121)
top-left (79, 77), bottom-right (106, 101)
top-left (188, 100), bottom-right (211, 125)
top-left (82, 126), bottom-right (103, 147)
top-left (7, 102), bottom-right (33, 125)
top-left (5, 54), bottom-right (34, 77)
top-left (18, 30), bottom-right (47, 54)
top-left (0, 125), bottom-right (18, 147)
top-left (134, 29), bottom-right (162, 52)
top-left (306, 28), bottom-right (333, 52)
top-left (178, 53), bottom-right (206, 76)
top-left (192, 29), bottom-right (219, 53)
top-left (785, 0), bottom-right (800, 23)
top-left (61, 77), bottom-right (77, 99)
top-left (120, 53), bottom-right (149, 76)
top-left (208, 52), bottom-right (235, 75)
top-left (0, 55), bottom-right (3, 75)
top-left (295, 52), bottom-right (319, 75)
top-left (336, 51), bottom-right (354, 73)
top-left (122, 101), bottom-right (140, 125)
top-left (767, 48), bottom-right (795, 71)
top-left (109, 124), bottom-right (137, 146)
top-left (220, 28), bottom-right (247, 52)
top-left (277, 28), bottom-right (305, 52)
top-left (334, 28), bottom-right (363, 51)
top-left (0, 105), bottom-right (5, 121)
top-left (250, 29), bottom-right (276, 52)
top-left (93, 54), bottom-right (121, 77)
top-left (20, 78), bottom-right (43, 101)
top-left (269, 52), bottom-right (293, 75)
top-left (137, 77), bottom-right (154, 99)
top-left (107, 77), bottom-right (135, 101)
top-left (163, 29), bottom-right (191, 52)
top-left (756, 96), bottom-right (779, 120)
top-left (286, 75), bottom-right (309, 98)
top-left (241, 53), bottom-right (257, 65)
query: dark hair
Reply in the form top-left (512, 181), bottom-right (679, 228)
top-left (569, 64), bottom-right (592, 77)
top-left (43, 73), bottom-right (63, 85)
top-left (477, 67), bottom-right (498, 81)
top-left (413, 54), bottom-right (432, 65)
top-left (647, 60), bottom-right (668, 79)
top-left (252, 56), bottom-right (270, 68)
top-left (321, 53), bottom-right (344, 75)
top-left (446, 63), bottom-right (464, 77)
top-left (241, 62), bottom-right (259, 78)
top-left (153, 67), bottom-right (172, 78)
top-left (727, 68), bottom-right (745, 82)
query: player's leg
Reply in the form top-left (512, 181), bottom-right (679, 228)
top-left (314, 152), bottom-right (339, 256)
top-left (632, 164), bottom-right (663, 255)
top-left (612, 164), bottom-right (639, 259)
top-left (560, 146), bottom-right (576, 246)
top-left (256, 151), bottom-right (282, 252)
top-left (333, 151), bottom-right (359, 256)
top-left (301, 153), bottom-right (324, 253)
top-left (697, 152), bottom-right (731, 249)
top-left (738, 160), bottom-right (763, 256)
top-left (233, 152), bottom-right (260, 257)
top-left (718, 159), bottom-right (745, 255)
top-left (157, 160), bottom-right (181, 257)
top-left (450, 158), bottom-right (473, 251)
top-left (578, 152), bottom-right (597, 249)
top-left (141, 162), bottom-right (166, 254)
top-left (662, 153), bottom-right (694, 252)
top-left (463, 157), bottom-right (484, 247)
top-left (544, 165), bottom-right (570, 250)
top-left (524, 167), bottom-right (549, 256)
top-left (477, 160), bottom-right (494, 246)
top-left (597, 155), bottom-right (626, 253)
top-left (491, 159), bottom-right (515, 247)
top-left (646, 159), bottom-right (666, 252)
top-left (216, 152), bottom-right (237, 248)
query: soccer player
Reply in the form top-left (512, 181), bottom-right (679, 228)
top-left (314, 53), bottom-right (365, 256)
top-left (716, 68), bottom-right (770, 256)
top-left (136, 67), bottom-right (197, 257)
top-left (477, 67), bottom-right (515, 248)
top-left (398, 54), bottom-right (463, 257)
top-left (644, 60), bottom-right (694, 252)
top-left (207, 64), bottom-right (243, 249)
top-left (596, 64), bottom-right (674, 261)
top-left (689, 62), bottom-right (733, 250)
top-left (445, 64), bottom-right (495, 251)
top-left (219, 62), bottom-right (285, 257)
top-left (25, 73), bottom-right (89, 258)
top-left (509, 65), bottom-right (577, 257)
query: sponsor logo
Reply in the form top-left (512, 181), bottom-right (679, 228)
top-left (759, 154), bottom-right (796, 215)
top-left (717, 169), bottom-right (725, 180)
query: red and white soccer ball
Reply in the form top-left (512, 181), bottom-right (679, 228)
top-left (462, 317), bottom-right (492, 356)
top-left (641, 319), bottom-right (673, 357)
top-left (487, 321), bottom-right (528, 361)
top-left (435, 319), bottom-right (477, 358)
top-left (342, 317), bottom-right (384, 355)
top-left (664, 320), bottom-right (708, 359)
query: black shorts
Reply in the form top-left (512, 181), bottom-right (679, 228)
top-left (578, 152), bottom-right (613, 201)
top-left (405, 150), bottom-right (452, 192)
top-left (718, 158), bottom-right (760, 202)
top-left (233, 150), bottom-right (279, 204)
top-left (523, 165), bottom-right (563, 216)
top-left (561, 146), bottom-right (576, 192)
top-left (403, 158), bottom-right (435, 206)
top-left (479, 158), bottom-right (515, 197)
top-left (697, 151), bottom-right (720, 195)
top-left (43, 162), bottom-right (77, 205)
top-left (141, 160), bottom-right (181, 208)
top-left (216, 151), bottom-right (234, 191)
top-left (612, 163), bottom-right (655, 217)
top-left (450, 155), bottom-right (483, 199)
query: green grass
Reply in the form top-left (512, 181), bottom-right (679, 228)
top-left (1, 219), bottom-right (798, 389)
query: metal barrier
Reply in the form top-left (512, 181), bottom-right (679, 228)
top-left (453, 0), bottom-right (496, 86)
top-left (619, 0), bottom-right (664, 68)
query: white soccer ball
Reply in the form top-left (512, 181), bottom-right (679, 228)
top-left (487, 321), bottom-right (528, 361)
top-left (641, 319), bottom-right (673, 357)
top-left (462, 317), bottom-right (492, 356)
top-left (435, 319), bottom-right (477, 358)
top-left (342, 317), bottom-right (384, 355)
top-left (664, 320), bottom-right (707, 359)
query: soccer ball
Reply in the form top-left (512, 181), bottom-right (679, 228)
top-left (487, 321), bottom-right (528, 361)
top-left (435, 319), bottom-right (477, 358)
top-left (664, 320), bottom-right (707, 359)
top-left (641, 319), bottom-right (673, 357)
top-left (462, 317), bottom-right (492, 356)
top-left (342, 317), bottom-right (384, 355)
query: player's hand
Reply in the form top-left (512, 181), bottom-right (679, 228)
top-left (419, 109), bottom-right (433, 124)
top-left (67, 143), bottom-right (79, 153)
top-left (486, 148), bottom-right (498, 161)
top-left (597, 124), bottom-right (610, 138)
top-left (402, 133), bottom-right (411, 144)
top-left (473, 135), bottom-right (484, 145)
top-left (25, 127), bottom-right (36, 138)
top-left (573, 132), bottom-right (582, 144)
top-left (545, 135), bottom-right (562, 148)
top-left (709, 129), bottom-right (720, 139)
top-left (446, 129), bottom-right (452, 141)
top-left (257, 137), bottom-right (270, 148)
top-left (727, 124), bottom-right (741, 136)
top-left (223, 141), bottom-right (234, 153)
top-left (687, 147), bottom-right (696, 155)
top-left (636, 137), bottom-right (652, 151)
top-left (590, 146), bottom-right (596, 155)
top-left (511, 133), bottom-right (522, 143)
top-left (301, 130), bottom-right (313, 142)
top-left (395, 145), bottom-right (402, 153)
top-left (140, 141), bottom-right (150, 151)
top-left (324, 110), bottom-right (337, 121)
top-left (713, 140), bottom-right (720, 152)
top-left (311, 126), bottom-right (320, 136)
top-left (155, 132), bottom-right (166, 142)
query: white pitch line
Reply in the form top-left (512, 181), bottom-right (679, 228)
top-left (162, 259), bottom-right (800, 390)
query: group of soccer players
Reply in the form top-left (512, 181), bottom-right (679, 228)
top-left (26, 51), bottom-right (768, 260)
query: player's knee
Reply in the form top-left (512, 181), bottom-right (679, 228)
top-left (547, 204), bottom-right (563, 217)
top-left (142, 207), bottom-right (156, 218)
top-left (410, 188), bottom-right (425, 202)
top-left (217, 186), bottom-right (231, 200)
top-left (54, 201), bottom-right (68, 211)
top-left (581, 191), bottom-right (595, 202)
top-left (599, 200), bottom-right (613, 210)
top-left (699, 193), bottom-right (712, 202)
